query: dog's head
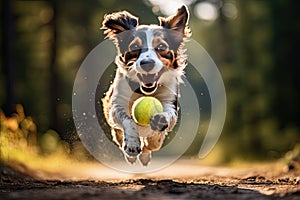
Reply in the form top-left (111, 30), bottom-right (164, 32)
top-left (102, 5), bottom-right (190, 95)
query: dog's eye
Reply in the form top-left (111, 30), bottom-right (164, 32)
top-left (129, 43), bottom-right (140, 51)
top-left (156, 43), bottom-right (167, 52)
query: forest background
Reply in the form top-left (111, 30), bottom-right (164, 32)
top-left (1, 0), bottom-right (300, 164)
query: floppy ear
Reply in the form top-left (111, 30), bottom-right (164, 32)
top-left (158, 5), bottom-right (190, 37)
top-left (101, 11), bottom-right (138, 39)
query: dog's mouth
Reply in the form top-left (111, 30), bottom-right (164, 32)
top-left (137, 70), bottom-right (164, 95)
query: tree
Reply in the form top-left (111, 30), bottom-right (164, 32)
top-left (2, 0), bottom-right (16, 115)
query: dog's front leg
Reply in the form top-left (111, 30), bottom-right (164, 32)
top-left (122, 117), bottom-right (141, 157)
top-left (111, 105), bottom-right (141, 157)
top-left (150, 103), bottom-right (178, 132)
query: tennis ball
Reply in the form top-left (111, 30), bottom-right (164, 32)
top-left (132, 97), bottom-right (163, 126)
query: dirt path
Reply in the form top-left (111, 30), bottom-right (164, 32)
top-left (0, 160), bottom-right (300, 200)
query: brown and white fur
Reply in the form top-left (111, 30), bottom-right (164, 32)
top-left (101, 5), bottom-right (191, 166)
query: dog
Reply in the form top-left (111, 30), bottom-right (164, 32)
top-left (101, 5), bottom-right (191, 166)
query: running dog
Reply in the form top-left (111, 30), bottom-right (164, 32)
top-left (101, 5), bottom-right (191, 165)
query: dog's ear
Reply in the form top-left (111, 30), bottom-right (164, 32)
top-left (101, 11), bottom-right (138, 39)
top-left (158, 5), bottom-right (190, 37)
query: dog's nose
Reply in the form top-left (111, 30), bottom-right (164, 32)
top-left (140, 59), bottom-right (155, 72)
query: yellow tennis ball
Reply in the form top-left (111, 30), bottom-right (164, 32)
top-left (132, 97), bottom-right (163, 126)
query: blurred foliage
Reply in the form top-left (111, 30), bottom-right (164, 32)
top-left (0, 104), bottom-right (37, 160)
top-left (0, 104), bottom-right (92, 168)
top-left (1, 0), bottom-right (300, 164)
top-left (283, 144), bottom-right (300, 172)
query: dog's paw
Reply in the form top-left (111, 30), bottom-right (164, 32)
top-left (150, 113), bottom-right (168, 131)
top-left (139, 152), bottom-right (151, 166)
top-left (125, 155), bottom-right (137, 164)
top-left (123, 137), bottom-right (141, 157)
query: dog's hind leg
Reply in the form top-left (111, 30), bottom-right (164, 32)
top-left (111, 128), bottom-right (123, 147)
top-left (139, 132), bottom-right (166, 166)
top-left (139, 148), bottom-right (151, 166)
top-left (144, 132), bottom-right (166, 152)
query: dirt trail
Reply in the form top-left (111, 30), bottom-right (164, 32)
top-left (0, 160), bottom-right (300, 200)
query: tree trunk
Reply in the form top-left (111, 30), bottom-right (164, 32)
top-left (2, 0), bottom-right (16, 115)
top-left (49, 0), bottom-right (60, 133)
